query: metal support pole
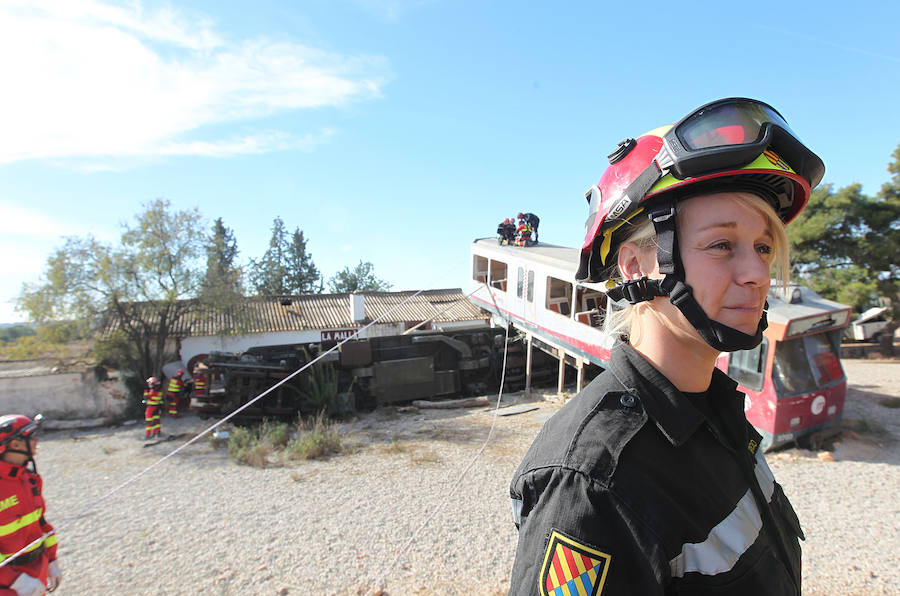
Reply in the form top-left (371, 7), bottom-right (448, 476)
top-left (525, 333), bottom-right (534, 398)
top-left (576, 358), bottom-right (584, 394)
top-left (557, 349), bottom-right (566, 395)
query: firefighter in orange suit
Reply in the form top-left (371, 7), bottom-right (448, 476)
top-left (192, 367), bottom-right (208, 401)
top-left (166, 370), bottom-right (185, 418)
top-left (0, 414), bottom-right (62, 596)
top-left (143, 377), bottom-right (163, 439)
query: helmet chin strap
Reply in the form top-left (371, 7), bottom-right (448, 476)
top-left (606, 203), bottom-right (766, 353)
top-left (4, 443), bottom-right (38, 474)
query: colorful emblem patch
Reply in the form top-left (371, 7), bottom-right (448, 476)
top-left (763, 149), bottom-right (791, 171)
top-left (539, 530), bottom-right (611, 596)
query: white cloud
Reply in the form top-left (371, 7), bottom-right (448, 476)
top-left (0, 201), bottom-right (69, 237)
top-left (0, 0), bottom-right (389, 163)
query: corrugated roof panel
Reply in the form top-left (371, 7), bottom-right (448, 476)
top-left (100, 288), bottom-right (487, 338)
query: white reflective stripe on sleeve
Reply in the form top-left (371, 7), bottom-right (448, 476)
top-left (669, 451), bottom-right (778, 578)
top-left (511, 497), bottom-right (523, 526)
top-left (753, 450), bottom-right (775, 501)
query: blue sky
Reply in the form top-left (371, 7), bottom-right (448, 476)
top-left (2, 0), bottom-right (899, 323)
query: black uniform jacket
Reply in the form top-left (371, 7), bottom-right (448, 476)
top-left (509, 344), bottom-right (804, 595)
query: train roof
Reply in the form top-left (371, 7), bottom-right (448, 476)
top-left (471, 238), bottom-right (580, 274)
top-left (766, 284), bottom-right (850, 324)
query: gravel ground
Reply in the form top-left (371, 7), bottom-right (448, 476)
top-left (35, 358), bottom-right (900, 595)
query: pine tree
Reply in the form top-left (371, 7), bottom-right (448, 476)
top-left (249, 217), bottom-right (322, 295)
top-left (201, 217), bottom-right (243, 300)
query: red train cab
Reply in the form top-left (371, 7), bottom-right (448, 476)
top-left (716, 285), bottom-right (852, 450)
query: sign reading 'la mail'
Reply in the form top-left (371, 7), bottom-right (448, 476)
top-left (321, 329), bottom-right (357, 341)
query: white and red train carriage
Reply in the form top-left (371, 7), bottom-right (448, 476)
top-left (469, 238), bottom-right (851, 451)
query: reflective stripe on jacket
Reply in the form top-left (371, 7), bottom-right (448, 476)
top-left (0, 461), bottom-right (57, 588)
top-left (509, 343), bottom-right (803, 596)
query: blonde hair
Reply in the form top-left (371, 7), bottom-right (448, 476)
top-left (606, 192), bottom-right (790, 339)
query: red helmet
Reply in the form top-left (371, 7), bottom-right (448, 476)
top-left (517, 212), bottom-right (524, 219)
top-left (147, 376), bottom-right (160, 386)
top-left (176, 370), bottom-right (185, 377)
top-left (0, 414), bottom-right (43, 455)
top-left (576, 97), bottom-right (825, 283)
top-left (575, 98), bottom-right (825, 353)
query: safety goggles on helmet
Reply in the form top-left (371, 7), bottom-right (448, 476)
top-left (588, 97), bottom-right (823, 221)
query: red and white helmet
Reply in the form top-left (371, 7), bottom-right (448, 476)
top-left (576, 97), bottom-right (825, 283)
top-left (176, 370), bottom-right (185, 377)
top-left (0, 414), bottom-right (43, 455)
top-left (575, 98), bottom-right (825, 352)
top-left (147, 376), bottom-right (160, 386)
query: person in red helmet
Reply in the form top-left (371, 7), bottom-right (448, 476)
top-left (165, 370), bottom-right (185, 419)
top-left (517, 212), bottom-right (540, 243)
top-left (509, 98), bottom-right (823, 595)
top-left (497, 217), bottom-right (517, 245)
top-left (143, 377), bottom-right (163, 439)
top-left (0, 414), bottom-right (62, 595)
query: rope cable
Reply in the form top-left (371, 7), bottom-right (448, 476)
top-left (369, 281), bottom-right (516, 590)
top-left (1, 288), bottom-right (428, 569)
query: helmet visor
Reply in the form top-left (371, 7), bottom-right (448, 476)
top-left (665, 98), bottom-right (823, 188)
top-left (677, 99), bottom-right (792, 150)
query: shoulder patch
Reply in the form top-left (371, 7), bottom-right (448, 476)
top-left (539, 529), bottom-right (611, 596)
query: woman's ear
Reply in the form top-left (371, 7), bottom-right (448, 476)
top-left (618, 241), bottom-right (658, 280)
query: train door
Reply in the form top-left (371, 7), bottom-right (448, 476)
top-left (517, 266), bottom-right (536, 322)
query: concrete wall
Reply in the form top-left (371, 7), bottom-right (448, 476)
top-left (0, 370), bottom-right (127, 420)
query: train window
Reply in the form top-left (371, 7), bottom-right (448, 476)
top-left (526, 270), bottom-right (535, 303)
top-left (546, 277), bottom-right (573, 317)
top-left (517, 267), bottom-right (524, 298)
top-left (473, 255), bottom-right (488, 284)
top-left (728, 339), bottom-right (767, 391)
top-left (575, 285), bottom-right (607, 328)
top-left (772, 332), bottom-right (843, 397)
top-left (489, 259), bottom-right (508, 291)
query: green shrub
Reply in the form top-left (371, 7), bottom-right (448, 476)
top-left (227, 426), bottom-right (271, 467)
top-left (286, 413), bottom-right (342, 460)
top-left (298, 352), bottom-right (338, 413)
top-left (260, 419), bottom-right (290, 448)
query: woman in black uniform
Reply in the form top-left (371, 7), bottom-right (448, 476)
top-left (509, 98), bottom-right (823, 595)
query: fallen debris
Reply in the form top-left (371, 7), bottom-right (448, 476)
top-left (411, 396), bottom-right (490, 409)
top-left (497, 404), bottom-right (540, 417)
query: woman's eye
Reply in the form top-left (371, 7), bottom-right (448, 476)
top-left (709, 241), bottom-right (731, 251)
top-left (756, 244), bottom-right (773, 255)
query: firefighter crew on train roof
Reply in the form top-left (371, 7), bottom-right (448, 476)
top-left (517, 212), bottom-right (540, 243)
top-left (166, 370), bottom-right (185, 419)
top-left (143, 377), bottom-right (164, 439)
top-left (0, 414), bottom-right (62, 596)
top-left (509, 98), bottom-right (823, 596)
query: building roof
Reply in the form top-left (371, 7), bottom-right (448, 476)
top-left (100, 288), bottom-right (488, 338)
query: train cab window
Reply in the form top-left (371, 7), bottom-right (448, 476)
top-left (728, 339), bottom-right (767, 391)
top-left (490, 259), bottom-right (508, 291)
top-left (546, 277), bottom-right (573, 317)
top-left (526, 270), bottom-right (535, 303)
top-left (517, 267), bottom-right (524, 298)
top-left (574, 286), bottom-right (607, 328)
top-left (473, 255), bottom-right (488, 284)
top-left (772, 331), bottom-right (844, 397)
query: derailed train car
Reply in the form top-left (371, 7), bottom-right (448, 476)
top-left (190, 327), bottom-right (560, 418)
top-left (191, 329), bottom-right (495, 416)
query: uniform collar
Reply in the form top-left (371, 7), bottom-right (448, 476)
top-left (0, 459), bottom-right (26, 477)
top-left (610, 342), bottom-right (741, 447)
